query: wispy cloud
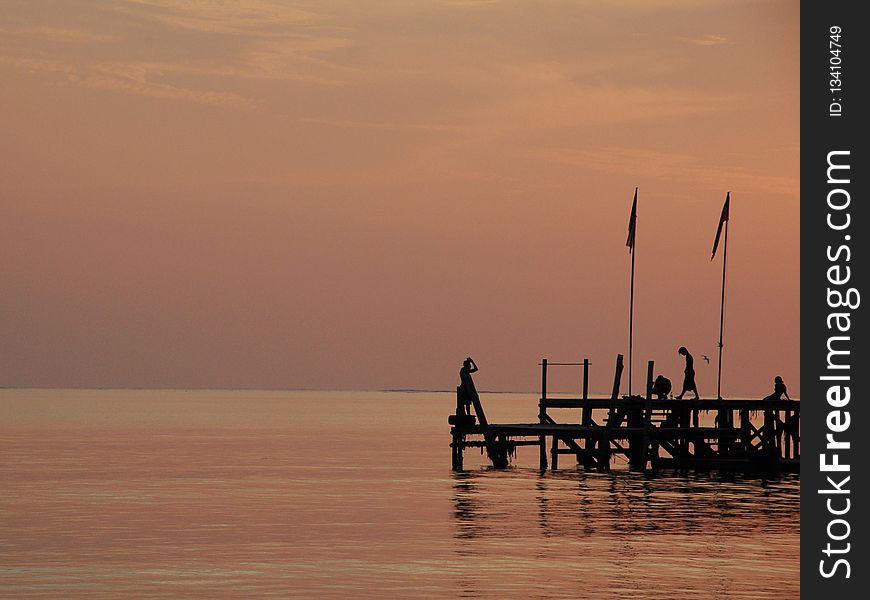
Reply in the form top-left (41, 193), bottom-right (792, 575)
top-left (0, 56), bottom-right (256, 109)
top-left (541, 146), bottom-right (797, 196)
top-left (437, 0), bottom-right (502, 6)
top-left (84, 61), bottom-right (258, 109)
top-left (0, 26), bottom-right (121, 44)
top-left (109, 0), bottom-right (324, 35)
top-left (451, 58), bottom-right (744, 135)
top-left (0, 0), bottom-right (353, 108)
top-left (299, 117), bottom-right (459, 132)
top-left (679, 34), bottom-right (733, 46)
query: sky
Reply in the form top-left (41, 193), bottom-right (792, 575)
top-left (0, 0), bottom-right (799, 396)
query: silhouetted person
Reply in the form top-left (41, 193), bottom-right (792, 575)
top-left (764, 376), bottom-right (795, 452)
top-left (675, 346), bottom-right (699, 399)
top-left (458, 357), bottom-right (479, 416)
top-left (763, 375), bottom-right (790, 401)
top-left (652, 375), bottom-right (672, 399)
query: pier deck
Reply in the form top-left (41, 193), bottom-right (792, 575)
top-left (449, 355), bottom-right (799, 472)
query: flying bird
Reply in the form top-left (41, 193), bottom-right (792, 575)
top-left (701, 355), bottom-right (710, 364)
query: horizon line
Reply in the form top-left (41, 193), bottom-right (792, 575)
top-left (0, 386), bottom-right (798, 400)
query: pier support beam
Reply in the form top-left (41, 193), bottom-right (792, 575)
top-left (539, 437), bottom-right (548, 471)
top-left (599, 354), bottom-right (624, 471)
top-left (451, 434), bottom-right (463, 470)
top-left (581, 358), bottom-right (594, 459)
top-left (539, 358), bottom-right (549, 471)
top-left (763, 409), bottom-right (775, 458)
top-left (637, 360), bottom-right (655, 471)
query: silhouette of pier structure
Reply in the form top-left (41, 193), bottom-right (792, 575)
top-left (449, 355), bottom-right (799, 472)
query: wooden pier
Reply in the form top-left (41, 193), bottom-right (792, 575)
top-left (449, 355), bottom-right (799, 472)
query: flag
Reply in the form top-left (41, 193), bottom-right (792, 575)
top-left (626, 187), bottom-right (637, 253)
top-left (711, 192), bottom-right (730, 260)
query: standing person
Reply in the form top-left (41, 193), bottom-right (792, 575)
top-left (458, 357), bottom-right (479, 416)
top-left (764, 376), bottom-right (795, 452)
top-left (675, 346), bottom-right (699, 400)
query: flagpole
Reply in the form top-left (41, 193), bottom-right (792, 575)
top-left (716, 201), bottom-right (729, 400)
top-left (627, 187), bottom-right (637, 397)
top-left (629, 231), bottom-right (635, 396)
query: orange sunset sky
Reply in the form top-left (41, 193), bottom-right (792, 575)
top-left (1, 1), bottom-right (799, 396)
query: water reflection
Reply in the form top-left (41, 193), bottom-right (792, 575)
top-left (452, 468), bottom-right (800, 532)
top-left (450, 468), bottom-right (799, 598)
top-left (452, 472), bottom-right (486, 542)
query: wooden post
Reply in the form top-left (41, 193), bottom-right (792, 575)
top-left (539, 437), bottom-right (548, 471)
top-left (599, 354), bottom-right (624, 471)
top-left (539, 358), bottom-right (548, 471)
top-left (452, 432), bottom-right (463, 470)
top-left (541, 358), bottom-right (548, 403)
top-left (551, 435), bottom-right (559, 469)
top-left (582, 358), bottom-right (590, 423)
top-left (581, 358), bottom-right (592, 425)
top-left (740, 408), bottom-right (750, 458)
top-left (717, 402), bottom-right (732, 458)
top-left (452, 387), bottom-right (465, 470)
top-left (794, 408), bottom-right (800, 459)
top-left (582, 358), bottom-right (593, 456)
top-left (639, 360), bottom-right (654, 471)
top-left (610, 354), bottom-right (623, 400)
top-left (680, 403), bottom-right (690, 457)
top-left (763, 408), bottom-right (774, 458)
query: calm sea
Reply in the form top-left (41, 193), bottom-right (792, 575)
top-left (0, 389), bottom-right (799, 598)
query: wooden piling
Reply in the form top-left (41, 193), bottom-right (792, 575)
top-left (539, 358), bottom-right (548, 471)
top-left (638, 360), bottom-right (654, 470)
top-left (599, 354), bottom-right (624, 471)
top-left (582, 358), bottom-right (594, 458)
top-left (452, 432), bottom-right (463, 470)
top-left (582, 358), bottom-right (590, 424)
top-left (763, 408), bottom-right (774, 457)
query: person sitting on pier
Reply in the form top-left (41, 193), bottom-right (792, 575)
top-left (652, 375), bottom-right (672, 400)
top-left (763, 376), bottom-right (790, 402)
top-left (458, 357), bottom-right (479, 416)
top-left (675, 347), bottom-right (699, 400)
